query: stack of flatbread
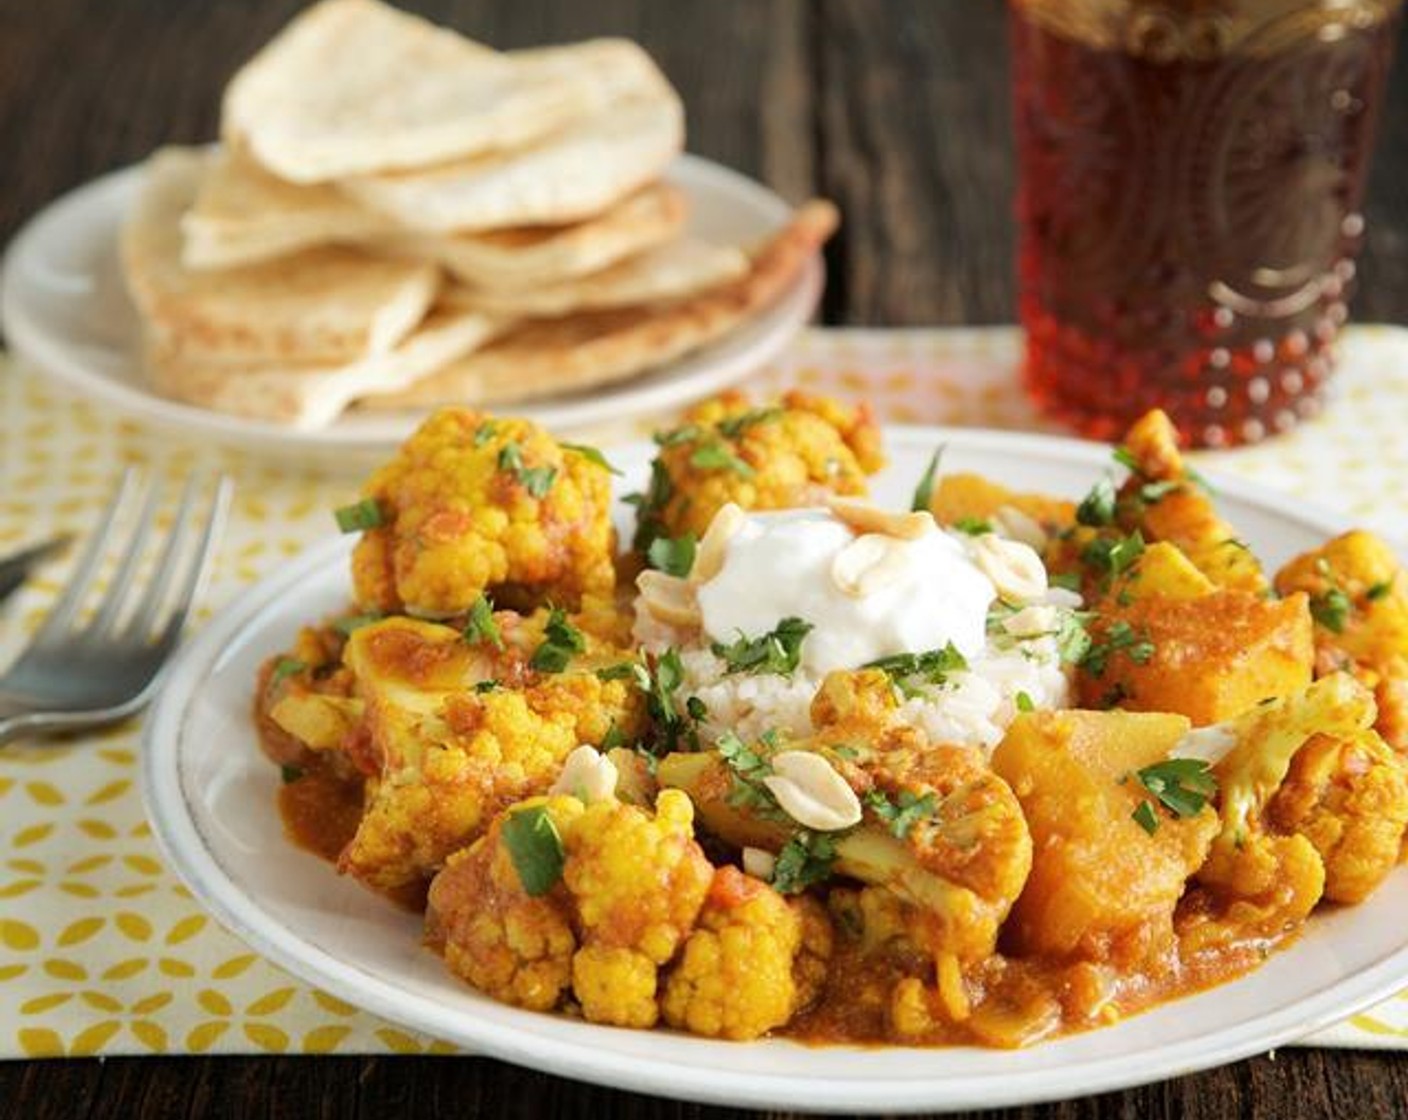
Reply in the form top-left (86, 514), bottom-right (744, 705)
top-left (119, 0), bottom-right (837, 429)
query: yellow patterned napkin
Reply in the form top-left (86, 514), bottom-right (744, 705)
top-left (2, 326), bottom-right (1406, 1057)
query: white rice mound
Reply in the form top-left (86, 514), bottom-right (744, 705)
top-left (637, 617), bottom-right (1071, 754)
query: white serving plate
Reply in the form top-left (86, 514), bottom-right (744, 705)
top-left (0, 154), bottom-right (820, 458)
top-left (141, 427), bottom-right (1408, 1113)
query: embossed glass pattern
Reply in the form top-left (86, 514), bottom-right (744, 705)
top-left (1011, 0), bottom-right (1401, 446)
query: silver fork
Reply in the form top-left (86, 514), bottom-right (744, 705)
top-left (0, 469), bottom-right (232, 746)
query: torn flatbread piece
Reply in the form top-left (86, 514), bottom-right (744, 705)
top-left (180, 148), bottom-right (400, 270)
top-left (340, 94), bottom-right (683, 233)
top-left (442, 236), bottom-right (748, 318)
top-left (222, 0), bottom-right (599, 183)
top-left (384, 181), bottom-right (687, 289)
top-left (122, 147), bottom-right (438, 366)
top-left (146, 307), bottom-right (506, 429)
top-left (358, 200), bottom-right (837, 409)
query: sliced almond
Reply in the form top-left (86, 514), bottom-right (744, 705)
top-left (970, 533), bottom-right (1048, 603)
top-left (691, 502), bottom-right (746, 584)
top-left (742, 846), bottom-right (777, 881)
top-left (762, 749), bottom-right (863, 832)
top-left (827, 496), bottom-right (935, 541)
top-left (993, 505), bottom-right (1048, 551)
top-left (831, 533), bottom-right (910, 598)
top-left (550, 744), bottom-right (620, 803)
top-left (637, 569), bottom-right (702, 628)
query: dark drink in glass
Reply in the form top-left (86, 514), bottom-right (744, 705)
top-left (1010, 0), bottom-right (1401, 447)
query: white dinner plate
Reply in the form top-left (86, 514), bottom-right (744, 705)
top-left (0, 154), bottom-right (820, 458)
top-left (141, 427), bottom-right (1408, 1114)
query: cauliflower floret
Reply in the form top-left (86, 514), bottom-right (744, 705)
top-left (425, 795), bottom-right (584, 1011)
top-left (1267, 731), bottom-right (1408, 903)
top-left (1275, 530), bottom-right (1408, 751)
top-left (563, 789), bottom-right (714, 1027)
top-left (349, 408), bottom-right (616, 618)
top-left (662, 865), bottom-right (832, 1040)
top-left (1182, 832), bottom-right (1325, 954)
top-left (632, 390), bottom-right (884, 553)
top-left (337, 614), bottom-right (645, 893)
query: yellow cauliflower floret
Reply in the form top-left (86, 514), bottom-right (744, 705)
top-left (563, 790), bottom-right (713, 1026)
top-left (1275, 531), bottom-right (1408, 751)
top-left (1182, 832), bottom-right (1325, 954)
top-left (337, 615), bottom-right (645, 893)
top-left (633, 390), bottom-right (884, 552)
top-left (425, 796), bottom-right (584, 1011)
top-left (662, 866), bottom-right (831, 1040)
top-left (1268, 731), bottom-right (1408, 903)
top-left (350, 408), bottom-right (616, 618)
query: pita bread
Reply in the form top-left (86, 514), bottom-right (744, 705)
top-left (123, 147), bottom-right (439, 365)
top-left (180, 148), bottom-right (400, 270)
top-left (146, 306), bottom-right (507, 429)
top-left (382, 181), bottom-right (687, 289)
top-left (340, 94), bottom-right (684, 233)
top-left (442, 237), bottom-right (749, 318)
top-left (222, 0), bottom-right (599, 183)
top-left (358, 200), bottom-right (838, 410)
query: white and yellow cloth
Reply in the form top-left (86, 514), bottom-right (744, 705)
top-left (2, 325), bottom-right (1407, 1057)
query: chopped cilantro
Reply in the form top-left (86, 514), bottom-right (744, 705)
top-left (1081, 530), bottom-right (1146, 585)
top-left (863, 789), bottom-right (937, 839)
top-left (712, 617), bottom-right (813, 677)
top-left (911, 447), bottom-right (943, 513)
top-left (561, 442), bottom-right (621, 475)
top-left (502, 805), bottom-right (566, 896)
top-left (771, 831), bottom-right (837, 894)
top-left (717, 406), bottom-right (783, 438)
top-left (280, 764), bottom-right (304, 784)
top-left (952, 516), bottom-right (993, 536)
top-left (463, 595), bottom-right (504, 650)
top-left (529, 608), bottom-right (585, 673)
top-left (1129, 758), bottom-right (1218, 830)
top-left (269, 657), bottom-right (306, 689)
top-left (498, 442), bottom-right (557, 498)
top-left (1015, 691), bottom-right (1035, 713)
top-left (1081, 620), bottom-right (1155, 677)
top-left (473, 679), bottom-right (502, 694)
top-left (627, 459), bottom-right (675, 554)
top-left (655, 423), bottom-right (703, 448)
top-left (1310, 587), bottom-right (1352, 634)
top-left (647, 533), bottom-right (697, 577)
top-left (1050, 571), bottom-right (1083, 593)
top-left (644, 648), bottom-right (704, 752)
top-left (1112, 446), bottom-right (1141, 473)
top-left (333, 498), bottom-right (384, 533)
top-left (690, 442), bottom-right (755, 477)
top-left (1367, 579), bottom-right (1394, 602)
top-left (600, 723), bottom-right (626, 752)
top-left (864, 644), bottom-right (968, 698)
top-left (1139, 479), bottom-right (1182, 505)
top-left (596, 661), bottom-right (651, 687)
top-left (1076, 476), bottom-right (1117, 527)
top-left (472, 420), bottom-right (498, 448)
top-left (333, 611), bottom-right (383, 637)
top-left (1131, 800), bottom-right (1159, 835)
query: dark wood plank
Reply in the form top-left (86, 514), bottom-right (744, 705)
top-left (3, 1048), bottom-right (1408, 1120)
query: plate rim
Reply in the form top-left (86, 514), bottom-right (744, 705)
top-left (140, 424), bottom-right (1408, 1113)
top-left (0, 151), bottom-right (820, 456)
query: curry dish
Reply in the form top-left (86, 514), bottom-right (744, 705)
top-left (255, 390), bottom-right (1408, 1047)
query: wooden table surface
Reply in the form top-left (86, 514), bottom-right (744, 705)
top-left (3, 2), bottom-right (1408, 1118)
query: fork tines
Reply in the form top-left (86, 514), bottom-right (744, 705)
top-left (32, 469), bottom-right (232, 650)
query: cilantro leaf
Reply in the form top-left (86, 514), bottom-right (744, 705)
top-left (502, 806), bottom-right (566, 896)
top-left (333, 498), bottom-right (385, 533)
top-left (1310, 587), bottom-right (1352, 634)
top-left (1081, 620), bottom-right (1155, 677)
top-left (863, 788), bottom-right (937, 839)
top-left (561, 442), bottom-right (621, 475)
top-left (911, 447), bottom-right (943, 513)
top-left (690, 442), bottom-right (755, 477)
top-left (530, 608), bottom-right (585, 672)
top-left (952, 516), bottom-right (993, 536)
top-left (712, 617), bottom-right (814, 677)
top-left (1131, 800), bottom-right (1159, 835)
top-left (1130, 758), bottom-right (1218, 831)
top-left (269, 657), bottom-right (306, 689)
top-left (333, 611), bottom-right (383, 637)
top-left (498, 442), bottom-right (557, 498)
top-left (717, 406), bottom-right (783, 438)
top-left (647, 533), bottom-right (697, 577)
top-left (1076, 477), bottom-right (1117, 527)
top-left (864, 644), bottom-right (968, 698)
top-left (463, 595), bottom-right (504, 650)
top-left (771, 831), bottom-right (837, 894)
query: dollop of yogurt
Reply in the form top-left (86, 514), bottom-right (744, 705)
top-left (694, 508), bottom-right (997, 675)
